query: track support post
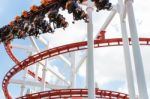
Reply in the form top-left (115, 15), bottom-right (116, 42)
top-left (86, 0), bottom-right (95, 99)
top-left (118, 0), bottom-right (136, 98)
top-left (126, 0), bottom-right (149, 98)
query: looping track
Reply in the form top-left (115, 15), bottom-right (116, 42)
top-left (3, 37), bottom-right (150, 98)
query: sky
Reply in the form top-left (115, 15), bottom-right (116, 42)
top-left (0, 0), bottom-right (150, 98)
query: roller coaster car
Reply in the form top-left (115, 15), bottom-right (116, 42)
top-left (21, 11), bottom-right (31, 22)
top-left (94, 0), bottom-right (112, 11)
top-left (30, 27), bottom-right (40, 38)
top-left (55, 14), bottom-right (68, 29)
top-left (65, 0), bottom-right (78, 14)
top-left (73, 8), bottom-right (88, 22)
top-left (0, 28), bottom-right (2, 35)
top-left (78, 0), bottom-right (83, 3)
top-left (39, 20), bottom-right (51, 33)
top-left (23, 21), bottom-right (30, 33)
top-left (33, 14), bottom-right (54, 34)
top-left (9, 21), bottom-right (15, 27)
top-left (15, 16), bottom-right (21, 22)
top-left (17, 30), bottom-right (26, 39)
top-left (30, 5), bottom-right (39, 12)
top-left (14, 16), bottom-right (24, 29)
top-left (41, 0), bottom-right (54, 6)
top-left (47, 10), bottom-right (58, 21)
top-left (22, 11), bottom-right (30, 18)
top-left (5, 32), bottom-right (14, 43)
top-left (58, 0), bottom-right (68, 10)
top-left (27, 24), bottom-right (36, 36)
top-left (0, 25), bottom-right (13, 43)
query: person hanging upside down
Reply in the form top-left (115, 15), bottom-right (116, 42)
top-left (92, 0), bottom-right (112, 11)
top-left (65, 0), bottom-right (88, 23)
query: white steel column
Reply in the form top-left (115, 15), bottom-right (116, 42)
top-left (41, 60), bottom-right (47, 91)
top-left (75, 9), bottom-right (117, 74)
top-left (35, 63), bottom-right (39, 82)
top-left (118, 0), bottom-right (136, 98)
top-left (86, 0), bottom-right (95, 99)
top-left (71, 52), bottom-right (76, 88)
top-left (20, 68), bottom-right (28, 96)
top-left (34, 63), bottom-right (39, 92)
top-left (126, 0), bottom-right (148, 98)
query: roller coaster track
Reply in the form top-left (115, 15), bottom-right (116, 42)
top-left (3, 37), bottom-right (150, 99)
top-left (17, 89), bottom-right (129, 99)
top-left (1, 0), bottom-right (150, 98)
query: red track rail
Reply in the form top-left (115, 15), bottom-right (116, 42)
top-left (5, 38), bottom-right (150, 65)
top-left (4, 44), bottom-right (45, 83)
top-left (17, 89), bottom-right (129, 99)
top-left (3, 38), bottom-right (150, 99)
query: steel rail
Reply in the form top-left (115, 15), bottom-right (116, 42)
top-left (3, 38), bottom-right (150, 98)
top-left (17, 89), bottom-right (129, 99)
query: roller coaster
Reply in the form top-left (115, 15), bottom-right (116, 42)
top-left (0, 0), bottom-right (149, 99)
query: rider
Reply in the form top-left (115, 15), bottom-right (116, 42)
top-left (92, 0), bottom-right (112, 11)
top-left (21, 10), bottom-right (32, 34)
top-left (65, 0), bottom-right (88, 23)
top-left (14, 16), bottom-right (26, 39)
top-left (48, 9), bottom-right (68, 29)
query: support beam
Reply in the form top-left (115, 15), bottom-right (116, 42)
top-left (76, 8), bottom-right (117, 73)
top-left (38, 61), bottom-right (70, 85)
top-left (29, 37), bottom-right (40, 52)
top-left (70, 52), bottom-right (76, 88)
top-left (38, 36), bottom-right (48, 46)
top-left (87, 0), bottom-right (95, 98)
top-left (38, 36), bottom-right (71, 67)
top-left (118, 0), bottom-right (136, 98)
top-left (29, 37), bottom-right (70, 87)
top-left (96, 8), bottom-right (117, 36)
top-left (12, 44), bottom-right (34, 51)
top-left (41, 59), bottom-right (47, 91)
top-left (20, 68), bottom-right (28, 96)
top-left (126, 0), bottom-right (148, 98)
top-left (10, 79), bottom-right (67, 89)
top-left (58, 55), bottom-right (71, 66)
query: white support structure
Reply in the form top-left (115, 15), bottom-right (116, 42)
top-left (20, 52), bottom-right (32, 96)
top-left (87, 0), bottom-right (95, 99)
top-left (20, 68), bottom-right (28, 96)
top-left (35, 63), bottom-right (39, 83)
top-left (38, 36), bottom-right (48, 46)
top-left (118, 0), bottom-right (136, 98)
top-left (38, 61), bottom-right (70, 85)
top-left (38, 36), bottom-right (71, 67)
top-left (29, 37), bottom-right (40, 52)
top-left (12, 44), bottom-right (34, 51)
top-left (96, 7), bottom-right (117, 34)
top-left (70, 52), bottom-right (76, 88)
top-left (10, 79), bottom-right (67, 89)
top-left (76, 9), bottom-right (117, 73)
top-left (41, 59), bottom-right (47, 91)
top-left (126, 0), bottom-right (149, 98)
top-left (58, 55), bottom-right (71, 67)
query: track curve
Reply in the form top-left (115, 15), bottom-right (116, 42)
top-left (5, 37), bottom-right (150, 82)
top-left (3, 38), bottom-right (150, 99)
top-left (17, 89), bottom-right (129, 99)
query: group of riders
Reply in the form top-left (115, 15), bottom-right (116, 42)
top-left (0, 0), bottom-right (112, 44)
